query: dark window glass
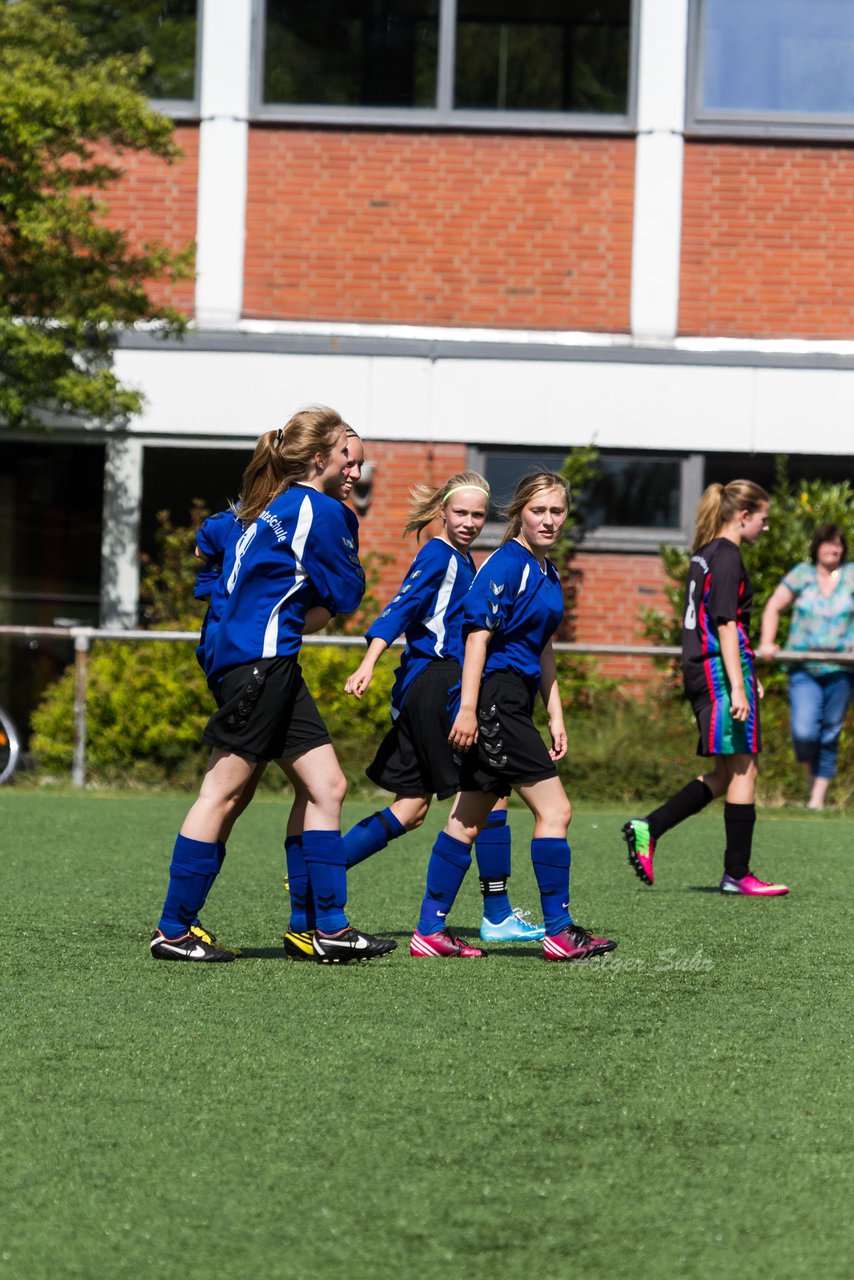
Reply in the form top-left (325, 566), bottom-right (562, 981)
top-left (0, 442), bottom-right (105, 745)
top-left (455, 0), bottom-right (630, 113)
top-left (63, 1), bottom-right (199, 101)
top-left (701, 0), bottom-right (854, 117)
top-left (140, 447), bottom-right (245, 561)
top-left (482, 450), bottom-right (681, 529)
top-left (263, 0), bottom-right (440, 107)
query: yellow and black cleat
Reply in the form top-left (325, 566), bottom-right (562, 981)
top-left (283, 928), bottom-right (315, 960)
top-left (190, 922), bottom-right (243, 958)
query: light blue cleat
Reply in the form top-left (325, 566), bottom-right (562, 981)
top-left (480, 908), bottom-right (546, 943)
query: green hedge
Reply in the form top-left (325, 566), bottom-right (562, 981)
top-left (29, 640), bottom-right (854, 805)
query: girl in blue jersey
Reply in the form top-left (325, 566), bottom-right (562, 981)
top-left (412, 473), bottom-right (617, 961)
top-left (150, 407), bottom-right (396, 964)
top-left (342, 472), bottom-right (545, 951)
top-left (622, 480), bottom-right (789, 896)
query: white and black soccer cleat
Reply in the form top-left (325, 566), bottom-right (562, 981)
top-left (149, 929), bottom-right (235, 962)
top-left (311, 926), bottom-right (397, 964)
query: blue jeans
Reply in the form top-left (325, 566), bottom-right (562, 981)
top-left (788, 669), bottom-right (854, 779)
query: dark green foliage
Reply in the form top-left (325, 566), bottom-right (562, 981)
top-left (0, 0), bottom-right (193, 429)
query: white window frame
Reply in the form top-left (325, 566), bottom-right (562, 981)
top-left (251, 0), bottom-right (638, 133)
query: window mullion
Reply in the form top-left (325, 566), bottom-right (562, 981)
top-left (436, 0), bottom-right (458, 116)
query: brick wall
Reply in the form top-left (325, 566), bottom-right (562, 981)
top-left (244, 129), bottom-right (634, 331)
top-left (357, 441), bottom-right (669, 684)
top-left (681, 141), bottom-right (854, 339)
top-left (99, 124), bottom-right (199, 313)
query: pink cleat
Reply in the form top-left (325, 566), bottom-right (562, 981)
top-left (410, 929), bottom-right (486, 958)
top-left (622, 820), bottom-right (655, 886)
top-left (543, 925), bottom-right (617, 962)
top-left (720, 873), bottom-right (789, 896)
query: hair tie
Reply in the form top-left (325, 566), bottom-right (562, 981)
top-left (275, 427), bottom-right (284, 448)
top-left (443, 484), bottom-right (490, 505)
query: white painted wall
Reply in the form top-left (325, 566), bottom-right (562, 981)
top-left (114, 345), bottom-right (854, 457)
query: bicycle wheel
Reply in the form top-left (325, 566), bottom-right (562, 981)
top-left (0, 707), bottom-right (20, 784)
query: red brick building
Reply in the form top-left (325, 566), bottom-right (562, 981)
top-left (3, 0), bottom-right (854, 722)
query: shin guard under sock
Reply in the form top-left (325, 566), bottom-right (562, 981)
top-left (302, 830), bottom-right (349, 933)
top-left (646, 779), bottom-right (714, 842)
top-left (285, 834), bottom-right (315, 932)
top-left (724, 802), bottom-right (756, 881)
top-left (158, 834), bottom-right (221, 938)
top-left (475, 811), bottom-right (513, 924)
top-left (342, 808), bottom-right (406, 870)
top-left (416, 832), bottom-right (473, 935)
top-left (530, 837), bottom-right (572, 935)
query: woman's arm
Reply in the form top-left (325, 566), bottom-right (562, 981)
top-left (448, 629), bottom-right (490, 751)
top-left (758, 582), bottom-right (795, 658)
top-left (304, 606), bottom-right (333, 635)
top-left (539, 638), bottom-right (567, 760)
top-left (344, 636), bottom-right (389, 699)
top-left (719, 620), bottom-right (751, 721)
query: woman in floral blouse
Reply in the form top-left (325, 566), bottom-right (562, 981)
top-left (759, 524), bottom-right (854, 808)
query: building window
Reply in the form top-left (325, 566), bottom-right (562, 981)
top-left (454, 1), bottom-right (629, 114)
top-left (689, 0), bottom-right (854, 136)
top-left (64, 0), bottom-right (200, 109)
top-left (258, 0), bottom-right (634, 129)
top-left (263, 0), bottom-right (439, 108)
top-left (471, 448), bottom-right (702, 551)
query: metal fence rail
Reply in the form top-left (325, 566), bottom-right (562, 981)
top-left (1, 624), bottom-right (851, 788)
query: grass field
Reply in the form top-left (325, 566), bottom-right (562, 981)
top-left (2, 790), bottom-right (852, 1280)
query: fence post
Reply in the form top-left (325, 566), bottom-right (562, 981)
top-left (72, 634), bottom-right (90, 788)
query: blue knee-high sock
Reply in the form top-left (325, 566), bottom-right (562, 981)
top-left (302, 830), bottom-right (348, 933)
top-left (531, 837), bottom-right (573, 935)
top-left (416, 832), bottom-right (473, 935)
top-left (342, 807), bottom-right (406, 869)
top-left (475, 810), bottom-right (513, 924)
top-left (285, 835), bottom-right (316, 932)
top-left (191, 840), bottom-right (228, 927)
top-left (158, 834), bottom-right (221, 938)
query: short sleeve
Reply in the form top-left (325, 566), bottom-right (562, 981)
top-left (781, 562), bottom-right (812, 596)
top-left (705, 546), bottom-right (743, 622)
top-left (367, 542), bottom-right (455, 645)
top-left (302, 499), bottom-right (365, 616)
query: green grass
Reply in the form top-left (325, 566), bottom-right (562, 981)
top-left (2, 791), bottom-right (852, 1279)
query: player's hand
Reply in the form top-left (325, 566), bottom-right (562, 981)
top-left (730, 685), bottom-right (749, 721)
top-left (449, 708), bottom-right (478, 751)
top-left (757, 679), bottom-right (765, 700)
top-left (344, 665), bottom-right (373, 699)
top-left (549, 719), bottom-right (568, 761)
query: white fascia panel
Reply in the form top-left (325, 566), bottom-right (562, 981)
top-left (754, 367), bottom-right (854, 454)
top-left (113, 346), bottom-right (854, 457)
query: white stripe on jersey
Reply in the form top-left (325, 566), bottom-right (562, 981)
top-left (424, 556), bottom-right (459, 655)
top-left (226, 522), bottom-right (258, 595)
top-left (516, 563), bottom-right (530, 597)
top-left (261, 493), bottom-right (313, 658)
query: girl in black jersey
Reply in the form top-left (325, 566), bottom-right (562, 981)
top-left (622, 480), bottom-right (789, 896)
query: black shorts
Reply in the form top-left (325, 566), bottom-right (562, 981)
top-left (458, 669), bottom-right (558, 799)
top-left (690, 681), bottom-right (762, 758)
top-left (203, 656), bottom-right (331, 763)
top-left (366, 660), bottom-right (461, 801)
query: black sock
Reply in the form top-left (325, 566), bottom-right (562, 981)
top-left (646, 779), bottom-right (714, 842)
top-left (724, 802), bottom-right (755, 880)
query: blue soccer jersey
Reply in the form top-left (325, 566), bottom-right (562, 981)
top-left (366, 537), bottom-right (476, 718)
top-left (462, 539), bottom-right (565, 684)
top-left (194, 508), bottom-right (240, 600)
top-left (204, 484), bottom-right (364, 683)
